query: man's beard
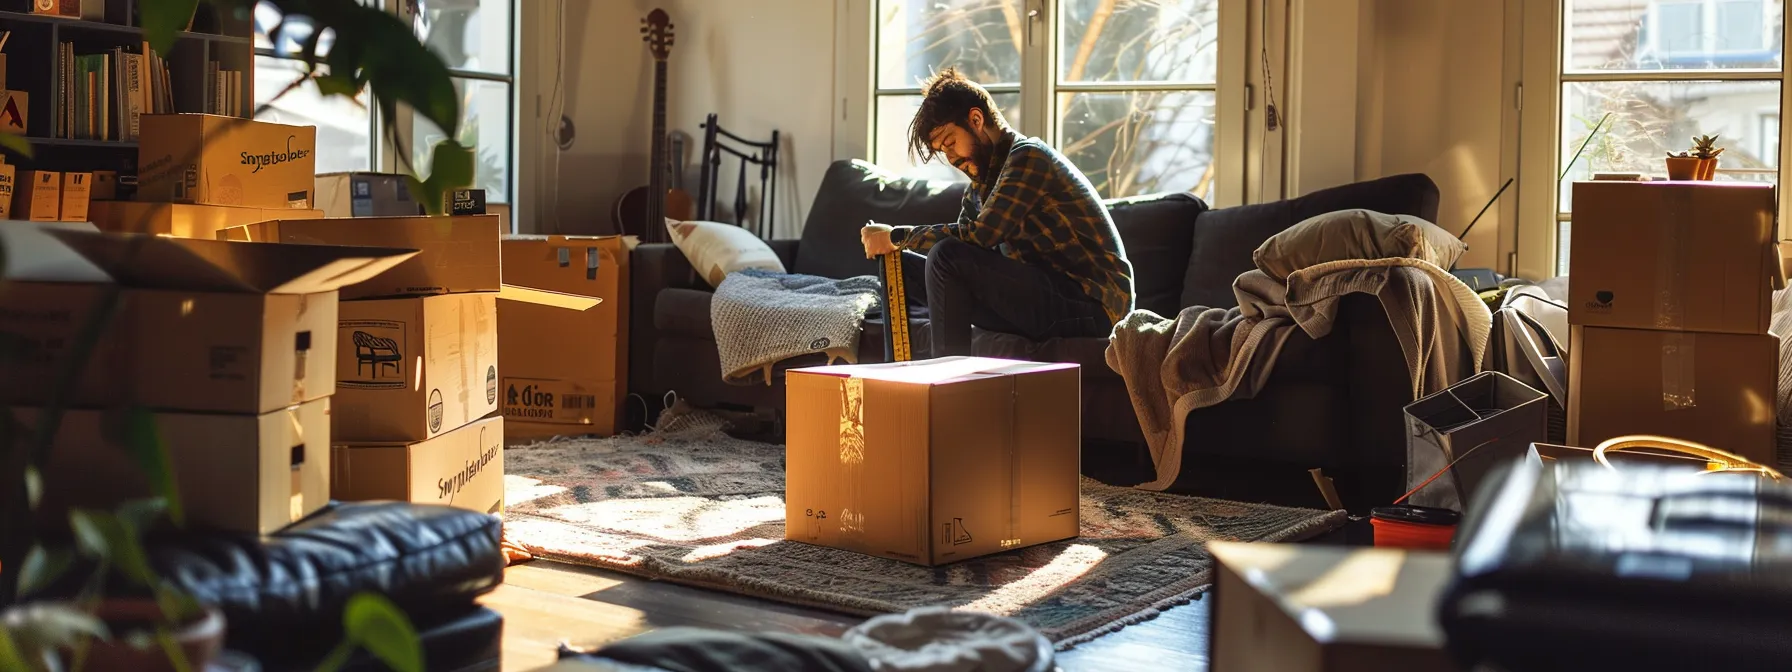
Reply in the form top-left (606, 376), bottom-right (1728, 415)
top-left (952, 136), bottom-right (993, 177)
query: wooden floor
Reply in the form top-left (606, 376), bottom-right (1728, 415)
top-left (483, 559), bottom-right (1211, 672)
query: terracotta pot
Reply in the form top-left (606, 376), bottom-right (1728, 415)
top-left (1696, 157), bottom-right (1718, 180)
top-left (1665, 156), bottom-right (1700, 181)
top-left (82, 599), bottom-right (226, 672)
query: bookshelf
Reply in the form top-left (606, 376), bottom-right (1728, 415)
top-left (0, 2), bottom-right (251, 173)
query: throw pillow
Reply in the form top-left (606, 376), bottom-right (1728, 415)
top-left (665, 219), bottom-right (787, 287)
top-left (1252, 208), bottom-right (1467, 281)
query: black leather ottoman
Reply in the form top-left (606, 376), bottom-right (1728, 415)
top-left (68, 501), bottom-right (505, 671)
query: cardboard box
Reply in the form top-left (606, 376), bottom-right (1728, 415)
top-left (315, 172), bottom-right (421, 218)
top-left (1568, 325), bottom-right (1779, 467)
top-left (784, 357), bottom-right (1081, 565)
top-left (334, 292), bottom-right (500, 442)
top-left (333, 414), bottom-right (505, 515)
top-left (496, 287), bottom-right (604, 435)
top-left (89, 201), bottom-right (323, 238)
top-left (0, 162), bottom-right (14, 219)
top-left (1210, 542), bottom-right (1459, 672)
top-left (498, 235), bottom-right (632, 437)
top-left (16, 170), bottom-right (60, 221)
top-left (32, 398), bottom-right (333, 535)
top-left (136, 114), bottom-right (317, 209)
top-left (0, 90), bottom-right (25, 134)
top-left (1568, 181), bottom-right (1776, 334)
top-left (91, 171), bottom-right (119, 201)
top-left (59, 172), bottom-right (91, 222)
top-left (0, 226), bottom-right (416, 414)
top-left (222, 215), bottom-right (502, 300)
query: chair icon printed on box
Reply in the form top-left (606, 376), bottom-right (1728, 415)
top-left (353, 331), bottom-right (402, 378)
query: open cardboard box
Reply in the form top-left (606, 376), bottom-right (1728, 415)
top-left (220, 214), bottom-right (502, 300)
top-left (498, 234), bottom-right (630, 439)
top-left (0, 224), bottom-right (417, 414)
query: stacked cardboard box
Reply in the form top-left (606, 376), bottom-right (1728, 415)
top-left (1566, 181), bottom-right (1781, 466)
top-left (497, 235), bottom-right (632, 440)
top-left (88, 114), bottom-right (323, 237)
top-left (221, 214), bottom-right (541, 515)
top-left (0, 223), bottom-right (414, 535)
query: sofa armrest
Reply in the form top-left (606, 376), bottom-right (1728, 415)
top-left (769, 238), bottom-right (800, 271)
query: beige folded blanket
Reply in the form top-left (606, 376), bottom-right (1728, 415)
top-left (1106, 258), bottom-right (1493, 491)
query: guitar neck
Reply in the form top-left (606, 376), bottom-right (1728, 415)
top-left (647, 58), bottom-right (668, 241)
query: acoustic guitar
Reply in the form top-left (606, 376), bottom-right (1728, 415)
top-left (612, 9), bottom-right (694, 243)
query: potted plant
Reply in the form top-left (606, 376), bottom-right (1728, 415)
top-left (1665, 150), bottom-right (1700, 180)
top-left (1691, 134), bottom-right (1724, 180)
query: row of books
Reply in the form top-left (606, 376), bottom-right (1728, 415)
top-left (54, 42), bottom-right (242, 141)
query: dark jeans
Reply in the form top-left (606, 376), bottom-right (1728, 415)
top-left (899, 237), bottom-right (1112, 357)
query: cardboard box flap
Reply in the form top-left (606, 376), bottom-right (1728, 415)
top-left (497, 284), bottom-right (602, 311)
top-left (1, 222), bottom-right (105, 282)
top-left (45, 230), bottom-right (418, 294)
top-left (795, 356), bottom-right (1077, 385)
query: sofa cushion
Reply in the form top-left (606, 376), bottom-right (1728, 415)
top-left (1106, 192), bottom-right (1205, 317)
top-left (1180, 173), bottom-right (1441, 310)
top-left (1253, 209), bottom-right (1466, 281)
top-left (666, 219), bottom-right (787, 287)
top-left (795, 160), bottom-right (967, 280)
top-left (656, 287), bottom-right (719, 340)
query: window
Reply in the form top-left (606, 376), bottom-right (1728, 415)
top-left (868, 0), bottom-right (1228, 202)
top-left (253, 0), bottom-right (516, 202)
top-left (1530, 0), bottom-right (1784, 276)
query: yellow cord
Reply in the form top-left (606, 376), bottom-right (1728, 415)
top-left (1592, 434), bottom-right (1784, 480)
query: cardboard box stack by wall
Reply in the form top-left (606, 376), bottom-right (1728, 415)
top-left (314, 172), bottom-right (422, 218)
top-left (784, 357), bottom-right (1082, 565)
top-left (136, 114), bottom-right (317, 209)
top-left (0, 224), bottom-right (416, 534)
top-left (1566, 181), bottom-right (1782, 465)
top-left (88, 201), bottom-right (324, 239)
top-left (498, 234), bottom-right (632, 440)
top-left (224, 213), bottom-right (513, 513)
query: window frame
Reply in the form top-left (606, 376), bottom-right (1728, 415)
top-left (253, 0), bottom-right (519, 205)
top-left (1513, 0), bottom-right (1792, 280)
top-left (838, 0), bottom-right (1250, 208)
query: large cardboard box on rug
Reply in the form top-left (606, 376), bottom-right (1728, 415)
top-left (1568, 325), bottom-right (1779, 466)
top-left (333, 414), bottom-right (505, 515)
top-left (1209, 542), bottom-right (1458, 672)
top-left (498, 234), bottom-right (632, 439)
top-left (784, 357), bottom-right (1081, 566)
top-left (89, 200), bottom-right (323, 239)
top-left (222, 214), bottom-right (502, 300)
top-left (136, 114), bottom-right (318, 209)
top-left (31, 398), bottom-right (333, 536)
top-left (333, 292), bottom-right (500, 442)
top-left (1568, 181), bottom-right (1776, 335)
top-left (0, 226), bottom-right (414, 414)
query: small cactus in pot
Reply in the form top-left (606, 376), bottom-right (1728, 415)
top-left (1690, 134), bottom-right (1724, 180)
top-left (1665, 149), bottom-right (1700, 181)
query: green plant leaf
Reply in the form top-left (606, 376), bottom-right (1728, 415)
top-left (406, 140), bottom-right (476, 216)
top-left (122, 409), bottom-right (182, 527)
top-left (0, 130), bottom-right (32, 159)
top-left (1, 602), bottom-right (110, 659)
top-left (67, 510), bottom-right (111, 560)
top-left (0, 625), bottom-right (30, 672)
top-left (141, 0), bottom-right (200, 56)
top-left (115, 498), bottom-right (167, 536)
top-left (342, 593), bottom-right (423, 672)
top-left (152, 585), bottom-right (203, 625)
top-left (24, 464), bottom-right (41, 511)
top-left (66, 509), bottom-right (157, 589)
top-left (154, 627), bottom-right (195, 672)
top-left (16, 545), bottom-right (73, 597)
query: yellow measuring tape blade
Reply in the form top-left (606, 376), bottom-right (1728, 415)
top-left (882, 251), bottom-right (912, 362)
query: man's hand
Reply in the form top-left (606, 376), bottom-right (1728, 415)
top-left (861, 222), bottom-right (897, 258)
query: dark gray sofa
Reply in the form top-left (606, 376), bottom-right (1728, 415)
top-left (630, 159), bottom-right (1447, 512)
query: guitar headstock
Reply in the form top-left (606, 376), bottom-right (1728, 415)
top-left (641, 9), bottom-right (675, 61)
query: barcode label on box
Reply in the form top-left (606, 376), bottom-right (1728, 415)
top-left (500, 377), bottom-right (605, 425)
top-left (562, 394), bottom-right (596, 410)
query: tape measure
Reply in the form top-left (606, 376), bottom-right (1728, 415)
top-left (878, 251), bottom-right (914, 362)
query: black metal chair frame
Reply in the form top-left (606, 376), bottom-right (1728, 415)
top-left (697, 113), bottom-right (780, 239)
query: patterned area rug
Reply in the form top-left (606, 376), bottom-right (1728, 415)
top-left (502, 424), bottom-right (1347, 648)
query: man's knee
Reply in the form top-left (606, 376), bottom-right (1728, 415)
top-left (925, 237), bottom-right (976, 280)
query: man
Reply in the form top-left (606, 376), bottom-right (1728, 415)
top-left (861, 67), bottom-right (1134, 358)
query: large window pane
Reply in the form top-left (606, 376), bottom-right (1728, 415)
top-left (415, 0), bottom-right (511, 75)
top-left (1556, 79), bottom-right (1780, 208)
top-left (874, 93), bottom-right (1021, 181)
top-left (1058, 90), bottom-right (1215, 200)
top-left (1058, 0), bottom-right (1218, 84)
top-left (410, 77), bottom-right (512, 202)
top-left (1565, 0), bottom-right (1783, 71)
top-left (254, 56), bottom-right (372, 173)
top-left (876, 0), bottom-right (1023, 89)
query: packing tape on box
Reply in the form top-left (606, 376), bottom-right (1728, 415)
top-left (1002, 374), bottom-right (1020, 551)
top-left (1654, 188), bottom-right (1692, 330)
top-left (292, 294), bottom-right (310, 404)
top-left (289, 406), bottom-right (307, 523)
top-left (837, 377), bottom-right (867, 538)
top-left (1661, 331), bottom-right (1697, 411)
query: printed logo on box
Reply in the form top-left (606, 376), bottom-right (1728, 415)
top-left (1585, 290), bottom-right (1615, 312)
top-left (428, 389), bottom-right (444, 433)
top-left (240, 135), bottom-right (312, 174)
top-left (437, 424), bottom-right (499, 503)
top-left (486, 366), bottom-right (497, 405)
top-left (341, 320), bottom-right (405, 389)
top-left (501, 377), bottom-right (596, 424)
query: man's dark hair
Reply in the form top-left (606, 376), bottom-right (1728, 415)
top-left (907, 67), bottom-right (1009, 164)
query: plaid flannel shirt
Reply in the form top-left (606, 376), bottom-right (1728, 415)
top-left (897, 129), bottom-right (1135, 325)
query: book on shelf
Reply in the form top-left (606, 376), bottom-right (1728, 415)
top-left (54, 41), bottom-right (176, 142)
top-left (203, 61), bottom-right (243, 117)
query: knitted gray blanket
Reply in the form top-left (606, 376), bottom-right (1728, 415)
top-left (711, 269), bottom-right (882, 385)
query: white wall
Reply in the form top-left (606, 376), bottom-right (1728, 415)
top-left (523, 0), bottom-right (835, 238)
